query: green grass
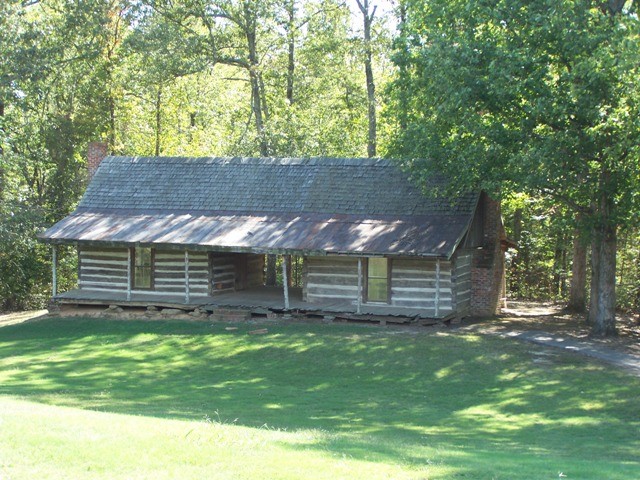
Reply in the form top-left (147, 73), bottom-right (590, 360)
top-left (0, 318), bottom-right (639, 479)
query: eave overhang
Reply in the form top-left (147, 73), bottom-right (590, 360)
top-left (39, 208), bottom-right (473, 259)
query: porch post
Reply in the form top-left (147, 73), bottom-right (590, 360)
top-left (435, 258), bottom-right (441, 317)
top-left (52, 245), bottom-right (58, 297)
top-left (184, 250), bottom-right (190, 304)
top-left (282, 255), bottom-right (290, 310)
top-left (126, 247), bottom-right (132, 301)
top-left (357, 257), bottom-right (363, 314)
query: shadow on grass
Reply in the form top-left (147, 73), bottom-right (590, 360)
top-left (1, 317), bottom-right (639, 476)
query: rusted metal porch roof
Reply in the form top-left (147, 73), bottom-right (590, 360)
top-left (41, 210), bottom-right (471, 257)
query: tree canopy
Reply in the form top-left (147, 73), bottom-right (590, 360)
top-left (0, 0), bottom-right (392, 308)
top-left (387, 0), bottom-right (640, 335)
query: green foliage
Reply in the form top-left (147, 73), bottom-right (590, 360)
top-left (0, 0), bottom-right (111, 310)
top-left (503, 194), bottom-right (572, 300)
top-left (617, 230), bottom-right (640, 312)
top-left (503, 193), bottom-right (640, 309)
top-left (0, 0), bottom-right (394, 310)
top-left (389, 0), bottom-right (640, 212)
top-left (387, 0), bottom-right (640, 321)
top-left (129, 0), bottom-right (390, 158)
top-left (0, 204), bottom-right (50, 310)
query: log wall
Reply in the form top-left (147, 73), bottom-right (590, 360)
top-left (246, 254), bottom-right (265, 288)
top-left (79, 247), bottom-right (209, 297)
top-left (78, 247), bottom-right (128, 291)
top-left (155, 250), bottom-right (208, 297)
top-left (210, 253), bottom-right (264, 294)
top-left (305, 256), bottom-right (454, 317)
top-left (390, 258), bottom-right (453, 316)
top-left (210, 253), bottom-right (237, 293)
top-left (453, 250), bottom-right (473, 314)
top-left (305, 257), bottom-right (359, 303)
top-left (77, 247), bottom-right (462, 318)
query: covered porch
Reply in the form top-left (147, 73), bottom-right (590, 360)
top-left (54, 285), bottom-right (439, 319)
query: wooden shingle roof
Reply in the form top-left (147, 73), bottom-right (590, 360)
top-left (40, 156), bottom-right (479, 257)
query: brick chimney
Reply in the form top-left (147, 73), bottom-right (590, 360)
top-left (470, 193), bottom-right (507, 316)
top-left (87, 141), bottom-right (108, 180)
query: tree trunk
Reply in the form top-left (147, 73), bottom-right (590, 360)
top-left (0, 100), bottom-right (4, 199)
top-left (188, 112), bottom-right (196, 143)
top-left (107, 86), bottom-right (116, 150)
top-left (591, 225), bottom-right (617, 335)
top-left (588, 186), bottom-right (617, 336)
top-left (356, 0), bottom-right (377, 157)
top-left (552, 235), bottom-right (563, 297)
top-left (634, 249), bottom-right (640, 314)
top-left (561, 241), bottom-right (568, 297)
top-left (588, 234), bottom-right (599, 325)
top-left (259, 71), bottom-right (269, 122)
top-left (105, 54), bottom-right (116, 150)
top-left (285, 0), bottom-right (295, 105)
top-left (396, 3), bottom-right (408, 132)
top-left (155, 86), bottom-right (162, 156)
top-left (244, 3), bottom-right (268, 157)
top-left (285, 254), bottom-right (292, 287)
top-left (249, 70), bottom-right (267, 155)
top-left (0, 99), bottom-right (4, 156)
top-left (266, 254), bottom-right (277, 286)
top-left (512, 208), bottom-right (522, 242)
top-left (568, 231), bottom-right (587, 312)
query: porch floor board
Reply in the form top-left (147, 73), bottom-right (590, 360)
top-left (55, 286), bottom-right (434, 319)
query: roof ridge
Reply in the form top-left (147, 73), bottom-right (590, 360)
top-left (102, 156), bottom-right (394, 167)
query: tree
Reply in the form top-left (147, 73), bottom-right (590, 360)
top-left (0, 0), bottom-right (137, 309)
top-left (0, 0), bottom-right (397, 309)
top-left (388, 0), bottom-right (640, 335)
top-left (282, 0), bottom-right (297, 105)
top-left (502, 194), bottom-right (576, 301)
top-left (122, 7), bottom-right (206, 156)
top-left (355, 0), bottom-right (377, 157)
top-left (569, 227), bottom-right (588, 312)
top-left (266, 0), bottom-right (372, 157)
top-left (148, 0), bottom-right (278, 156)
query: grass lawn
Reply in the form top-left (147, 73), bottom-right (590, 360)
top-left (0, 317), bottom-right (639, 479)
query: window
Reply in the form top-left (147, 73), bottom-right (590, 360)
top-left (366, 257), bottom-right (389, 303)
top-left (132, 247), bottom-right (153, 289)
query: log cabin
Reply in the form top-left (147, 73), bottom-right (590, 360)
top-left (39, 143), bottom-right (508, 320)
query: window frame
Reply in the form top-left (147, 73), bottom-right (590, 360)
top-left (364, 257), bottom-right (391, 304)
top-left (131, 246), bottom-right (155, 290)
